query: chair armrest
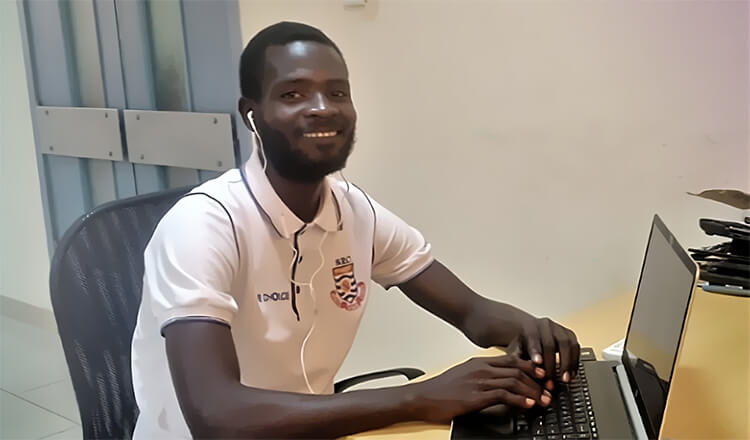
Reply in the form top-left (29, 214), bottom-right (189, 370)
top-left (334, 368), bottom-right (425, 393)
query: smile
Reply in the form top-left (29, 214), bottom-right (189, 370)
top-left (303, 131), bottom-right (340, 138)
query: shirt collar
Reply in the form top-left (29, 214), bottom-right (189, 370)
top-left (241, 149), bottom-right (342, 239)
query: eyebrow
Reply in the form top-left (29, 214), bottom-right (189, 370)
top-left (274, 77), bottom-right (349, 86)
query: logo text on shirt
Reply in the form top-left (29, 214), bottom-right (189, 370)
top-left (335, 256), bottom-right (352, 266)
top-left (256, 291), bottom-right (294, 302)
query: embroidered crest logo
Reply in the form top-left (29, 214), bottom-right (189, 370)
top-left (330, 261), bottom-right (366, 311)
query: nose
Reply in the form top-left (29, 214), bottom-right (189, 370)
top-left (305, 92), bottom-right (338, 118)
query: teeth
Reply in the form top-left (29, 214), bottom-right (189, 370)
top-left (304, 131), bottom-right (338, 138)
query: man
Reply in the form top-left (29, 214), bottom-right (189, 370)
top-left (131, 21), bottom-right (580, 439)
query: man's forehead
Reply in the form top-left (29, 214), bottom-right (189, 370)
top-left (263, 41), bottom-right (348, 85)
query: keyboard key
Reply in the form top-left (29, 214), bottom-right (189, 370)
top-left (547, 426), bottom-right (560, 435)
top-left (547, 435), bottom-right (561, 440)
top-left (576, 424), bottom-right (588, 433)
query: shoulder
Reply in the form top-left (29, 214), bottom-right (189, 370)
top-left (152, 170), bottom-right (246, 245)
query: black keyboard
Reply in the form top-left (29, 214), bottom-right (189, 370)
top-left (514, 360), bottom-right (598, 440)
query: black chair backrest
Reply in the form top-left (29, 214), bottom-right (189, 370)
top-left (49, 186), bottom-right (191, 439)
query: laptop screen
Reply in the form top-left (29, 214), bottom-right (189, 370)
top-left (622, 215), bottom-right (697, 438)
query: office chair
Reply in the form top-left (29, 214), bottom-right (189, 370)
top-left (50, 186), bottom-right (424, 439)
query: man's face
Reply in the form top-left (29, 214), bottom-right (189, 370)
top-left (252, 41), bottom-right (357, 183)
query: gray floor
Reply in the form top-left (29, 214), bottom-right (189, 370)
top-left (0, 314), bottom-right (82, 439)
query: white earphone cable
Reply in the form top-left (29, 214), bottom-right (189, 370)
top-left (295, 230), bottom-right (328, 393)
top-left (249, 110), bottom-right (342, 394)
top-left (247, 111), bottom-right (268, 174)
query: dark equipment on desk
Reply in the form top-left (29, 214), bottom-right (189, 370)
top-left (689, 218), bottom-right (750, 296)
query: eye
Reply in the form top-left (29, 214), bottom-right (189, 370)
top-left (331, 90), bottom-right (349, 98)
top-left (281, 91), bottom-right (303, 100)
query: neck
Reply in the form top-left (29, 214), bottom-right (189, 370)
top-left (265, 164), bottom-right (325, 224)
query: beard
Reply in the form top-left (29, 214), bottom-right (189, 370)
top-left (254, 117), bottom-right (355, 183)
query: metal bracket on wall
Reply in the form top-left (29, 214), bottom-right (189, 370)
top-left (35, 106), bottom-right (124, 161)
top-left (124, 110), bottom-right (234, 172)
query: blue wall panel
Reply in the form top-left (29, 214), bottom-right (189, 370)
top-left (26, 0), bottom-right (91, 242)
top-left (182, 0), bottom-right (250, 164)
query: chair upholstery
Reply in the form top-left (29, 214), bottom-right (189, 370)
top-left (50, 186), bottom-right (424, 439)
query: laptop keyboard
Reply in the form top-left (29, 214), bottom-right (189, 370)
top-left (514, 360), bottom-right (598, 440)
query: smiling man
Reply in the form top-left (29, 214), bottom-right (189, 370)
top-left (131, 22), bottom-right (579, 439)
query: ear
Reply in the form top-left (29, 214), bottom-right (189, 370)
top-left (238, 97), bottom-right (255, 132)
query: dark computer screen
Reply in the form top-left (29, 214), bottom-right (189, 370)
top-left (622, 215), bottom-right (697, 438)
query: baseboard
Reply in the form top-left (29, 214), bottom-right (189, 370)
top-left (0, 295), bottom-right (57, 332)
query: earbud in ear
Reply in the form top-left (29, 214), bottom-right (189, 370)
top-left (247, 110), bottom-right (258, 133)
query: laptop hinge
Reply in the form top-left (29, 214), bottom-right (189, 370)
top-left (615, 364), bottom-right (649, 440)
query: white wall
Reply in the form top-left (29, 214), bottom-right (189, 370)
top-left (0, 0), bottom-right (52, 311)
top-left (254, 1), bottom-right (745, 378)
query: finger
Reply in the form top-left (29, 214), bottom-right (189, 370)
top-left (566, 329), bottom-right (581, 372)
top-left (486, 356), bottom-right (545, 380)
top-left (489, 366), bottom-right (543, 393)
top-left (484, 388), bottom-right (538, 409)
top-left (554, 324), bottom-right (574, 383)
top-left (539, 319), bottom-right (556, 382)
top-left (523, 326), bottom-right (544, 366)
top-left (506, 337), bottom-right (523, 358)
top-left (484, 377), bottom-right (551, 407)
top-left (481, 371), bottom-right (549, 406)
top-left (569, 329), bottom-right (581, 378)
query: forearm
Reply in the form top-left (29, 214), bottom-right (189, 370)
top-left (191, 382), bottom-right (424, 439)
top-left (399, 260), bottom-right (533, 348)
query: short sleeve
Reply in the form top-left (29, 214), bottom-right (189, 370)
top-left (369, 197), bottom-right (434, 289)
top-left (142, 194), bottom-right (240, 331)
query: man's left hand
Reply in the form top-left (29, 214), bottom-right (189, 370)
top-left (515, 316), bottom-right (580, 386)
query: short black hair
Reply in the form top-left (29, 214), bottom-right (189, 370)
top-left (239, 21), bottom-right (344, 101)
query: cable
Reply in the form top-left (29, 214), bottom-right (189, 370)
top-left (295, 230), bottom-right (329, 394)
top-left (247, 111), bottom-right (346, 393)
top-left (247, 111), bottom-right (268, 174)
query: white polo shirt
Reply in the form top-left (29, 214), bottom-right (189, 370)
top-left (131, 150), bottom-right (434, 439)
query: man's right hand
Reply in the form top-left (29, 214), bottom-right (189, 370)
top-left (408, 354), bottom-right (551, 424)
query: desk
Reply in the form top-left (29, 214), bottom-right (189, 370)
top-left (346, 289), bottom-right (750, 439)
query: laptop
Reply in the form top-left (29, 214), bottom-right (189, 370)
top-left (451, 214), bottom-right (699, 440)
